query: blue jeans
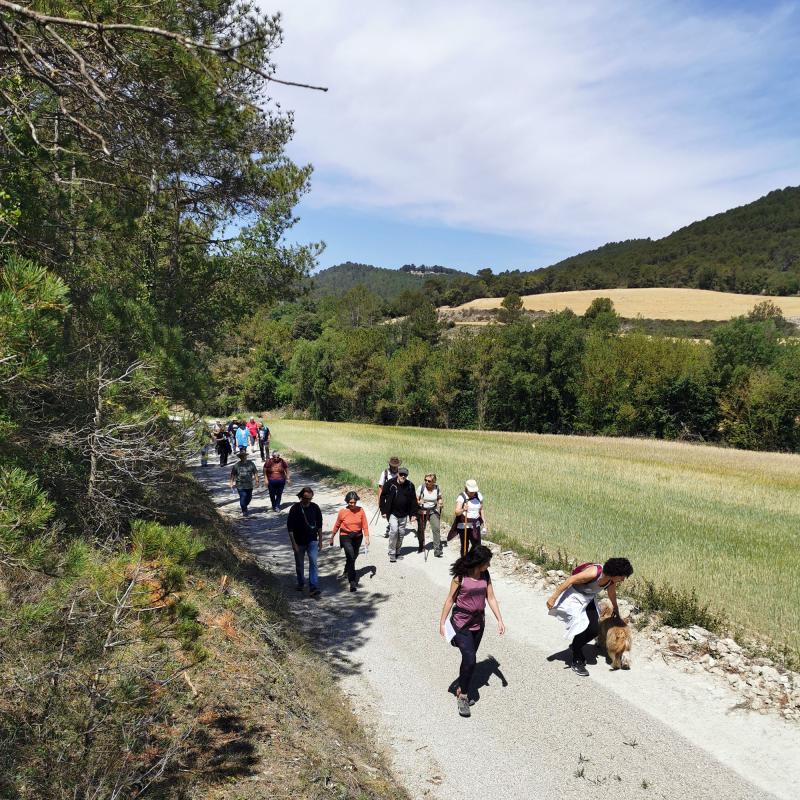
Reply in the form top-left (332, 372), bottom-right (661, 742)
top-left (237, 487), bottom-right (253, 512)
top-left (268, 479), bottom-right (286, 509)
top-left (294, 540), bottom-right (319, 589)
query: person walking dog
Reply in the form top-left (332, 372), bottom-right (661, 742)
top-left (417, 473), bottom-right (444, 557)
top-left (229, 447), bottom-right (260, 516)
top-left (287, 487), bottom-right (323, 598)
top-left (380, 466), bottom-right (418, 563)
top-left (439, 545), bottom-right (505, 718)
top-left (331, 491), bottom-right (370, 592)
top-left (546, 557), bottom-right (634, 676)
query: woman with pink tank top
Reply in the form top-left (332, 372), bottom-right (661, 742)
top-left (439, 545), bottom-right (505, 718)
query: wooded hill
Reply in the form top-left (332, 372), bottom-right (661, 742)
top-left (312, 261), bottom-right (467, 300)
top-left (313, 187), bottom-right (800, 307)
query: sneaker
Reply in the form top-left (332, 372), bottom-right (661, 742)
top-left (242, 508), bottom-right (248, 517)
top-left (571, 659), bottom-right (589, 677)
top-left (457, 694), bottom-right (471, 717)
top-left (310, 588), bottom-right (321, 598)
top-left (417, 546), bottom-right (424, 554)
top-left (389, 556), bottom-right (396, 563)
top-left (272, 506), bottom-right (279, 512)
top-left (434, 549), bottom-right (443, 558)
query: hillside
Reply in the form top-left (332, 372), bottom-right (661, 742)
top-left (540, 186), bottom-right (800, 294)
top-left (452, 287), bottom-right (800, 321)
top-left (312, 261), bottom-right (466, 300)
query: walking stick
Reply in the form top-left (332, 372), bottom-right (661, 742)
top-left (461, 510), bottom-right (468, 558)
top-left (419, 509), bottom-right (428, 561)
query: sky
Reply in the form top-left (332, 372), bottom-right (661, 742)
top-left (263, 1), bottom-right (800, 273)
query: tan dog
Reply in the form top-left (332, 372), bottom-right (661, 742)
top-left (597, 599), bottom-right (632, 670)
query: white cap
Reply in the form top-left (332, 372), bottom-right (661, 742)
top-left (465, 479), bottom-right (479, 493)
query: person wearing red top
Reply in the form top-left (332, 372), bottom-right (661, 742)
top-left (331, 491), bottom-right (370, 592)
top-left (263, 451), bottom-right (290, 511)
top-left (246, 417), bottom-right (259, 451)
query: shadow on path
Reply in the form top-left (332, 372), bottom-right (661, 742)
top-left (192, 460), bottom-right (391, 679)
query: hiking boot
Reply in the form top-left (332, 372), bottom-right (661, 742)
top-left (310, 588), bottom-right (321, 598)
top-left (457, 694), bottom-right (471, 718)
top-left (571, 659), bottom-right (589, 677)
top-left (417, 546), bottom-right (424, 554)
top-left (434, 549), bottom-right (443, 558)
top-left (349, 582), bottom-right (357, 592)
top-left (389, 556), bottom-right (396, 563)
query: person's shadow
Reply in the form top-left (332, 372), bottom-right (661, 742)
top-left (449, 655), bottom-right (508, 703)
top-left (547, 646), bottom-right (600, 667)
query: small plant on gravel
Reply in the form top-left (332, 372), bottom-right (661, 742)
top-left (578, 753), bottom-right (590, 763)
top-left (641, 779), bottom-right (650, 789)
top-left (630, 579), bottom-right (724, 632)
top-left (574, 766), bottom-right (586, 779)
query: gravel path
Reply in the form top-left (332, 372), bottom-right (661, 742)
top-left (195, 458), bottom-right (799, 800)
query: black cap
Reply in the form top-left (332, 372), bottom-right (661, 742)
top-left (397, 466), bottom-right (409, 476)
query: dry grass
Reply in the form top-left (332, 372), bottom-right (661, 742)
top-left (453, 288), bottom-right (800, 321)
top-left (271, 421), bottom-right (800, 660)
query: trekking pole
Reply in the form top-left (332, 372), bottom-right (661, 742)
top-left (461, 510), bottom-right (468, 558)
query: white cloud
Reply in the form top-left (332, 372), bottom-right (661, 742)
top-left (264, 1), bottom-right (800, 251)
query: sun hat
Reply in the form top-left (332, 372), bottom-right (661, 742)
top-left (238, 447), bottom-right (248, 456)
top-left (465, 479), bottom-right (479, 493)
top-left (389, 456), bottom-right (401, 467)
top-left (398, 466), bottom-right (409, 476)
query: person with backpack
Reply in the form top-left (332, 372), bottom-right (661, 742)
top-left (417, 473), bottom-right (444, 557)
top-left (235, 421), bottom-right (250, 453)
top-left (379, 466), bottom-right (418, 563)
top-left (449, 479), bottom-right (486, 557)
top-left (330, 491), bottom-right (370, 592)
top-left (439, 545), bottom-right (505, 718)
top-left (257, 421), bottom-right (271, 461)
top-left (264, 450), bottom-right (290, 511)
top-left (212, 422), bottom-right (231, 466)
top-left (377, 456), bottom-right (401, 537)
top-left (546, 557), bottom-right (634, 676)
top-left (287, 486), bottom-right (324, 598)
top-left (229, 447), bottom-right (260, 516)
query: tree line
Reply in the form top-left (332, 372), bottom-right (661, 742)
top-left (216, 291), bottom-right (800, 453)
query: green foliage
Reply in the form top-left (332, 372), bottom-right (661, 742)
top-left (131, 520), bottom-right (204, 565)
top-left (0, 466), bottom-right (56, 571)
top-left (630, 579), bottom-right (724, 632)
top-left (497, 291), bottom-right (523, 323)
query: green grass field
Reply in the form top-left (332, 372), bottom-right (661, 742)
top-left (271, 420), bottom-right (800, 657)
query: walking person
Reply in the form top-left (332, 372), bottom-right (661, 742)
top-left (439, 545), bottom-right (505, 718)
top-left (546, 558), bottom-right (634, 676)
top-left (235, 420), bottom-right (250, 453)
top-left (450, 480), bottom-right (486, 556)
top-left (257, 421), bottom-right (271, 461)
top-left (417, 473), bottom-right (444, 557)
top-left (264, 450), bottom-right (290, 512)
top-left (287, 487), bottom-right (323, 598)
top-left (246, 416), bottom-right (259, 452)
top-left (377, 456), bottom-right (401, 537)
top-left (226, 419), bottom-right (238, 453)
top-left (213, 423), bottom-right (231, 466)
top-left (379, 466), bottom-right (418, 563)
top-left (229, 447), bottom-right (260, 516)
top-left (331, 491), bottom-right (370, 592)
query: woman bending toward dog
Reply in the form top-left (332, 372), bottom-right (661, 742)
top-left (546, 558), bottom-right (633, 676)
top-left (439, 545), bottom-right (505, 717)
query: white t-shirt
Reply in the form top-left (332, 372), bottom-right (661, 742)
top-left (458, 492), bottom-right (483, 520)
top-left (377, 466), bottom-right (398, 487)
top-left (418, 485), bottom-right (440, 510)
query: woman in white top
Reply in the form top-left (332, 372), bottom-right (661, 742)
top-left (417, 473), bottom-right (444, 557)
top-left (451, 479), bottom-right (486, 557)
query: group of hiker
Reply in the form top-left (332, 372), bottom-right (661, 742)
top-left (209, 419), bottom-right (290, 516)
top-left (284, 456), bottom-right (633, 718)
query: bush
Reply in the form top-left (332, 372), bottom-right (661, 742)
top-left (130, 520), bottom-right (204, 565)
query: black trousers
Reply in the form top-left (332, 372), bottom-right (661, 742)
top-left (570, 599), bottom-right (600, 660)
top-left (453, 623), bottom-right (485, 696)
top-left (341, 533), bottom-right (363, 583)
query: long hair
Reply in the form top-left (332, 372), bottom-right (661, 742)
top-left (450, 545), bottom-right (493, 577)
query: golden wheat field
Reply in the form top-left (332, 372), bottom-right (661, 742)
top-left (454, 287), bottom-right (800, 321)
top-left (271, 420), bottom-right (800, 656)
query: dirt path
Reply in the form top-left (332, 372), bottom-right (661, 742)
top-left (194, 457), bottom-right (798, 800)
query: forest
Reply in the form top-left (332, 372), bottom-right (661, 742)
top-left (315, 185), bottom-right (800, 307)
top-left (213, 290), bottom-right (800, 453)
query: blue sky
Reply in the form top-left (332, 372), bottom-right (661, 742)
top-left (265, 1), bottom-right (800, 273)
